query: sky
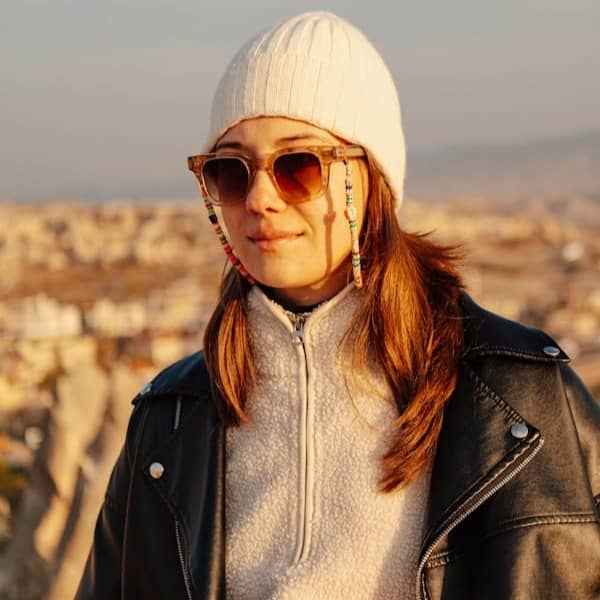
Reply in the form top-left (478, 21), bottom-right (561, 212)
top-left (1, 0), bottom-right (599, 202)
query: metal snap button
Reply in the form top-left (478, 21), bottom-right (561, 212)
top-left (543, 346), bottom-right (560, 357)
top-left (149, 462), bottom-right (165, 479)
top-left (510, 423), bottom-right (529, 440)
top-left (140, 381), bottom-right (153, 395)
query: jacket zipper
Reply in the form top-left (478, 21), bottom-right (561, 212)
top-left (415, 433), bottom-right (544, 600)
top-left (291, 313), bottom-right (312, 563)
top-left (175, 518), bottom-right (193, 600)
top-left (172, 396), bottom-right (192, 600)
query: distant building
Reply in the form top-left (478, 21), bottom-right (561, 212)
top-left (12, 294), bottom-right (83, 339)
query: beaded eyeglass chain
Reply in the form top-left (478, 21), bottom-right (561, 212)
top-left (344, 157), bottom-right (363, 288)
top-left (199, 180), bottom-right (256, 284)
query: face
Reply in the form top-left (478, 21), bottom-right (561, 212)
top-left (215, 117), bottom-right (369, 307)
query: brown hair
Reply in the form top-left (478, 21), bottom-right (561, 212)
top-left (203, 163), bottom-right (465, 492)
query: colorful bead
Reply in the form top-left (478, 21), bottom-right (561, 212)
top-left (343, 157), bottom-right (363, 288)
top-left (202, 195), bottom-right (256, 285)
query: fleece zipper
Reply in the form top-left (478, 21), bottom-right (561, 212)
top-left (290, 312), bottom-right (314, 564)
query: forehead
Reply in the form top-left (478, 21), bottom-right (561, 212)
top-left (216, 116), bottom-right (340, 150)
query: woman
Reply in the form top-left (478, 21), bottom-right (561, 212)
top-left (77, 11), bottom-right (600, 600)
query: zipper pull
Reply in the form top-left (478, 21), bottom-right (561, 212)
top-left (291, 314), bottom-right (305, 345)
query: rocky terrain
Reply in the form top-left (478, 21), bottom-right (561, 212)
top-left (0, 198), bottom-right (598, 599)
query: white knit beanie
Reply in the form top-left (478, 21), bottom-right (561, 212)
top-left (205, 11), bottom-right (406, 206)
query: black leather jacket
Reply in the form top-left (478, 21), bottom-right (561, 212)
top-left (76, 296), bottom-right (600, 599)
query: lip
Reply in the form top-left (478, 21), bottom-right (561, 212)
top-left (248, 229), bottom-right (304, 250)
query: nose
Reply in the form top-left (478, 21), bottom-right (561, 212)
top-left (244, 168), bottom-right (287, 214)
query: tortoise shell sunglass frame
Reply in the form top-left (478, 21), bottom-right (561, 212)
top-left (187, 145), bottom-right (366, 206)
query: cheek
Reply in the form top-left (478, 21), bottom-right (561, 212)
top-left (220, 207), bottom-right (245, 243)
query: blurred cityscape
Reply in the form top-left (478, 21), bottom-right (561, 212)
top-left (0, 197), bottom-right (599, 598)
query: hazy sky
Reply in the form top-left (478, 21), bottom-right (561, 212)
top-left (2, 0), bottom-right (599, 201)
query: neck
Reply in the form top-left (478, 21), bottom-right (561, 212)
top-left (263, 266), bottom-right (352, 308)
top-left (258, 286), bottom-right (327, 314)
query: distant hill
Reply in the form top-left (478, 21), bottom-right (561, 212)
top-left (3, 130), bottom-right (599, 218)
top-left (406, 130), bottom-right (600, 205)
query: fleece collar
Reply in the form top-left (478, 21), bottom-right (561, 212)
top-left (134, 291), bottom-right (568, 401)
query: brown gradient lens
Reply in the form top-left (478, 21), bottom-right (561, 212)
top-left (274, 152), bottom-right (322, 202)
top-left (202, 157), bottom-right (249, 205)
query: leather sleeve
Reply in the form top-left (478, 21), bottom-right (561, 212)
top-left (75, 399), bottom-right (148, 599)
top-left (559, 363), bottom-right (600, 514)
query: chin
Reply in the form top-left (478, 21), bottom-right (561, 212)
top-left (252, 273), bottom-right (314, 291)
top-left (246, 265), bottom-right (321, 291)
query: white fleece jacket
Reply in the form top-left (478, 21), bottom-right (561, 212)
top-left (225, 284), bottom-right (431, 599)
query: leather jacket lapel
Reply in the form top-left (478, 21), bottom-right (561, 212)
top-left (418, 362), bottom-right (543, 576)
top-left (142, 396), bottom-right (226, 600)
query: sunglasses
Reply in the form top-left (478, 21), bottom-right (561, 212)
top-left (187, 145), bottom-right (365, 206)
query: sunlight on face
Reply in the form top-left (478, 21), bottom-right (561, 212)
top-left (216, 117), bottom-right (369, 306)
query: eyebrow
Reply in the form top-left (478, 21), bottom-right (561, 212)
top-left (215, 133), bottom-right (331, 151)
top-left (276, 134), bottom-right (331, 145)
